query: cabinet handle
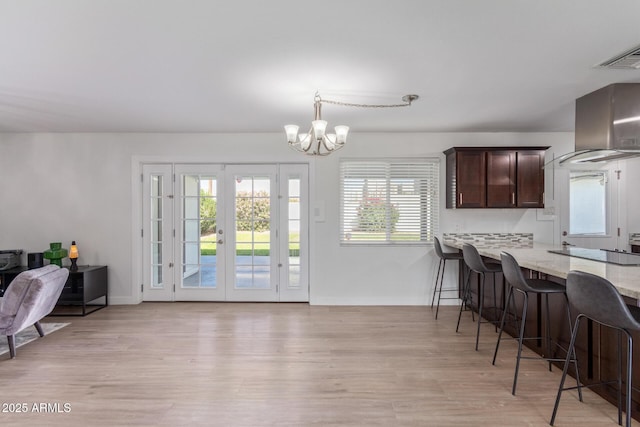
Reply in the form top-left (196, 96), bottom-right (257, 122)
top-left (459, 193), bottom-right (463, 205)
top-left (512, 192), bottom-right (515, 205)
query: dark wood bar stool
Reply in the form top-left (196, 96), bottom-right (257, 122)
top-left (431, 237), bottom-right (464, 320)
top-left (551, 270), bottom-right (640, 427)
top-left (456, 243), bottom-right (502, 351)
top-left (492, 251), bottom-right (581, 395)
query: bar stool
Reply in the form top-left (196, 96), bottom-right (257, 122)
top-left (456, 243), bottom-right (502, 351)
top-left (551, 271), bottom-right (640, 427)
top-left (492, 252), bottom-right (581, 395)
top-left (431, 237), bottom-right (464, 319)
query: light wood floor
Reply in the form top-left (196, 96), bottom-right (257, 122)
top-left (0, 303), bottom-right (633, 426)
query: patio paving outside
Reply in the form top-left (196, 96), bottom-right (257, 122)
top-left (182, 255), bottom-right (271, 289)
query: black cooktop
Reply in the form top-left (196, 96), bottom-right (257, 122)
top-left (548, 247), bottom-right (640, 266)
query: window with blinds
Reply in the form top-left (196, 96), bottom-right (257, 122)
top-left (340, 159), bottom-right (440, 245)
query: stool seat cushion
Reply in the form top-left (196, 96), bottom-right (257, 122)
top-left (441, 251), bottom-right (464, 260)
top-left (483, 263), bottom-right (503, 273)
top-left (525, 279), bottom-right (566, 294)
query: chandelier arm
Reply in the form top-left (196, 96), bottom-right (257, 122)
top-left (321, 135), bottom-right (344, 153)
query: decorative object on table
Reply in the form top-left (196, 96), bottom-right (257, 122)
top-left (43, 242), bottom-right (67, 267)
top-left (68, 241), bottom-right (79, 271)
top-left (0, 249), bottom-right (23, 270)
top-left (27, 252), bottom-right (44, 269)
top-left (284, 91), bottom-right (419, 156)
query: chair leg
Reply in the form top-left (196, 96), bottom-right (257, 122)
top-left (492, 272), bottom-right (498, 332)
top-left (625, 333), bottom-right (633, 427)
top-left (34, 321), bottom-right (45, 337)
top-left (475, 273), bottom-right (485, 351)
top-left (546, 294), bottom-right (552, 371)
top-left (550, 316), bottom-right (582, 426)
top-left (493, 286), bottom-right (514, 365)
top-left (466, 266), bottom-right (475, 322)
top-left (7, 335), bottom-right (16, 359)
top-left (456, 268), bottom-right (473, 333)
top-left (435, 259), bottom-right (446, 320)
top-left (564, 297), bottom-right (582, 402)
top-left (618, 330), bottom-right (623, 426)
top-left (512, 290), bottom-right (528, 395)
top-left (430, 258), bottom-right (443, 308)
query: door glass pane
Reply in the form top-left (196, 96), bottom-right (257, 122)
top-left (288, 177), bottom-right (301, 288)
top-left (151, 176), bottom-right (162, 197)
top-left (569, 171), bottom-right (607, 235)
top-left (152, 265), bottom-right (162, 287)
top-left (181, 175), bottom-right (218, 289)
top-left (152, 198), bottom-right (162, 219)
top-left (152, 243), bottom-right (162, 264)
top-left (150, 175), bottom-right (163, 288)
top-left (151, 220), bottom-right (162, 241)
top-left (184, 220), bottom-right (199, 238)
top-left (234, 175), bottom-right (271, 289)
top-left (289, 265), bottom-right (300, 288)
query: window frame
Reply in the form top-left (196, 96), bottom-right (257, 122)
top-left (568, 169), bottom-right (610, 237)
top-left (339, 157), bottom-right (440, 246)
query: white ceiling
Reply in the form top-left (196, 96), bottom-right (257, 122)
top-left (2, 0), bottom-right (640, 133)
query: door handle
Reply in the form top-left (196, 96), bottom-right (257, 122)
top-left (217, 239), bottom-right (223, 244)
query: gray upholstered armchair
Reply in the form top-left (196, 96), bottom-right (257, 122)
top-left (0, 265), bottom-right (69, 358)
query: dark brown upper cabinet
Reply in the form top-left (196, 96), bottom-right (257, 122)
top-left (444, 147), bottom-right (548, 209)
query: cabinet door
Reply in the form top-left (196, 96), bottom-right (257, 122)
top-left (516, 150), bottom-right (544, 208)
top-left (456, 151), bottom-right (486, 208)
top-left (486, 151), bottom-right (516, 207)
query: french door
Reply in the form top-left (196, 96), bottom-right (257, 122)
top-left (141, 163), bottom-right (308, 302)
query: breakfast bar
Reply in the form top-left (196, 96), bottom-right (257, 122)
top-left (442, 233), bottom-right (640, 420)
top-left (443, 240), bottom-right (640, 299)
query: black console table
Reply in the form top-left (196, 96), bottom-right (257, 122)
top-left (0, 265), bottom-right (108, 316)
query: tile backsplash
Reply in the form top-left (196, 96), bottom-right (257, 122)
top-left (443, 232), bottom-right (533, 243)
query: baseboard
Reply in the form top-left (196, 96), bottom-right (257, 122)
top-left (108, 296), bottom-right (142, 305)
top-left (309, 297), bottom-right (430, 306)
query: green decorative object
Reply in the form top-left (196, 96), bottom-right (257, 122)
top-left (43, 242), bottom-right (68, 267)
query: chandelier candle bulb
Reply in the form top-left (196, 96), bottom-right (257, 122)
top-left (284, 125), bottom-right (299, 142)
top-left (312, 120), bottom-right (327, 138)
top-left (335, 125), bottom-right (349, 144)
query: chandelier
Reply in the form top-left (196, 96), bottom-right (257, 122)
top-left (285, 92), bottom-right (419, 156)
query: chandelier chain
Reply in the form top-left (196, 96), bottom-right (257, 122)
top-left (319, 98), bottom-right (413, 109)
top-left (314, 91), bottom-right (417, 109)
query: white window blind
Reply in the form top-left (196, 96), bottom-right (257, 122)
top-left (340, 158), bottom-right (439, 245)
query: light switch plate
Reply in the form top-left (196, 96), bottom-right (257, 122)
top-left (314, 201), bottom-right (325, 222)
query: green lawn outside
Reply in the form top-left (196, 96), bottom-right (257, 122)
top-left (200, 231), bottom-right (300, 256)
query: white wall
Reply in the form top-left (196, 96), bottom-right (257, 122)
top-left (0, 131), bottom-right (574, 305)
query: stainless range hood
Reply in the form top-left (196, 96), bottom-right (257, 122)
top-left (560, 83), bottom-right (640, 163)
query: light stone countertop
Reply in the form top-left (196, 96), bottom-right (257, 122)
top-left (441, 239), bottom-right (640, 300)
